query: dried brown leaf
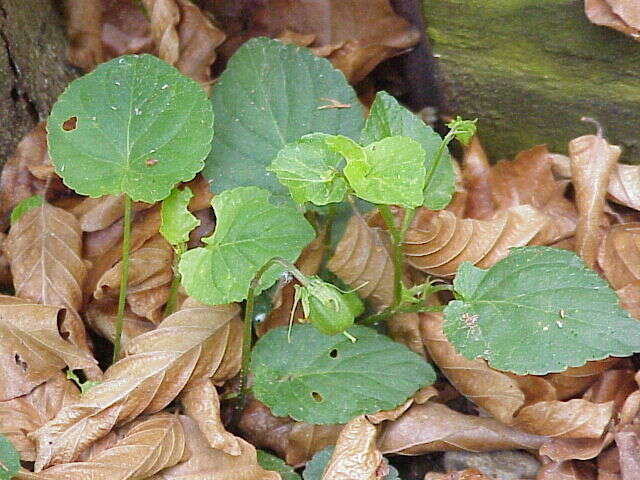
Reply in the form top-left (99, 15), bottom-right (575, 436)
top-left (615, 429), bottom-right (640, 480)
top-left (5, 203), bottom-right (94, 361)
top-left (149, 415), bottom-right (279, 480)
top-left (569, 130), bottom-right (620, 268)
top-left (210, 0), bottom-right (419, 83)
top-left (537, 460), bottom-right (597, 480)
top-left (598, 223), bottom-right (640, 290)
top-left (461, 136), bottom-right (494, 220)
top-left (84, 299), bottom-right (156, 347)
top-left (608, 163), bottom-right (640, 211)
top-left (0, 233), bottom-right (13, 289)
top-left (328, 214), bottom-right (394, 311)
top-left (94, 235), bottom-right (173, 323)
top-left (64, 0), bottom-right (104, 70)
top-left (237, 398), bottom-right (341, 467)
top-left (424, 470), bottom-right (493, 480)
top-left (0, 123), bottom-right (67, 230)
top-left (17, 413), bottom-right (186, 480)
top-left (71, 195), bottom-right (154, 233)
top-left (585, 0), bottom-right (640, 39)
top-left (321, 415), bottom-right (382, 480)
top-left (405, 205), bottom-right (547, 277)
top-left (30, 299), bottom-right (241, 469)
top-left (0, 295), bottom-right (98, 401)
top-left (0, 372), bottom-right (79, 462)
top-left (378, 402), bottom-right (547, 455)
top-left (545, 359), bottom-right (622, 401)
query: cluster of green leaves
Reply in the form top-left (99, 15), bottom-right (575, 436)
top-left (35, 36), bottom-right (640, 472)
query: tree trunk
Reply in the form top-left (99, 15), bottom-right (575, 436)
top-left (0, 0), bottom-right (77, 161)
top-left (422, 0), bottom-right (640, 163)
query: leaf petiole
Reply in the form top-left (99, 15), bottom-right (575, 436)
top-left (112, 194), bottom-right (132, 363)
top-left (163, 243), bottom-right (186, 317)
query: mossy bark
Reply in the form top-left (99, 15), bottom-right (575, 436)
top-left (0, 0), bottom-right (77, 161)
top-left (422, 0), bottom-right (640, 163)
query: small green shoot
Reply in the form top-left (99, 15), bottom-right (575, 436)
top-left (160, 186), bottom-right (200, 316)
top-left (66, 369), bottom-right (100, 394)
top-left (446, 116), bottom-right (478, 146)
top-left (257, 451), bottom-right (301, 480)
top-left (10, 195), bottom-right (44, 224)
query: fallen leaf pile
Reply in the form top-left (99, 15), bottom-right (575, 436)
top-left (2, 1), bottom-right (640, 479)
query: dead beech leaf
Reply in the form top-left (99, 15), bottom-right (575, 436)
top-left (378, 402), bottom-right (547, 455)
top-left (615, 429), bottom-right (640, 480)
top-left (63, 0), bottom-right (104, 70)
top-left (404, 205), bottom-right (547, 277)
top-left (328, 214), bottom-right (394, 311)
top-left (84, 299), bottom-right (155, 347)
top-left (598, 223), bottom-right (640, 290)
top-left (616, 281), bottom-right (640, 319)
top-left (17, 413), bottom-right (185, 480)
top-left (423, 470), bottom-right (493, 480)
top-left (141, 0), bottom-right (225, 89)
top-left (321, 415), bottom-right (382, 480)
top-left (210, 0), bottom-right (420, 83)
top-left (585, 0), bottom-right (640, 39)
top-left (461, 135), bottom-right (495, 220)
top-left (489, 145), bottom-right (578, 246)
top-left (608, 163), bottom-right (640, 211)
top-left (537, 460), bottom-right (598, 480)
top-left (5, 203), bottom-right (94, 360)
top-left (0, 123), bottom-right (67, 230)
top-left (94, 235), bottom-right (174, 324)
top-left (238, 398), bottom-right (341, 467)
top-left (545, 359), bottom-right (622, 401)
top-left (149, 415), bottom-right (280, 480)
top-left (0, 372), bottom-right (79, 462)
top-left (71, 194), bottom-right (154, 232)
top-left (0, 295), bottom-right (98, 402)
top-left (30, 299), bottom-right (241, 470)
top-left (84, 206), bottom-right (161, 296)
top-left (569, 129), bottom-right (620, 268)
top-left (0, 233), bottom-right (13, 289)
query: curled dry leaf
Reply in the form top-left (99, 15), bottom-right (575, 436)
top-left (404, 205), bottom-right (547, 277)
top-left (0, 372), bottom-right (79, 462)
top-left (0, 295), bottom-right (98, 402)
top-left (94, 235), bottom-right (174, 324)
top-left (0, 123), bottom-right (67, 230)
top-left (585, 0), bottom-right (640, 40)
top-left (63, 0), bottom-right (104, 70)
top-left (378, 402), bottom-right (547, 455)
top-left (598, 223), bottom-right (640, 290)
top-left (71, 195), bottom-right (155, 233)
top-left (5, 203), bottom-right (95, 363)
top-left (608, 163), bottom-right (640, 212)
top-left (615, 429), bottom-right (640, 480)
top-left (149, 416), bottom-right (280, 480)
top-left (328, 213), bottom-right (394, 311)
top-left (238, 398), bottom-right (341, 467)
top-left (84, 299), bottom-right (156, 347)
top-left (0, 233), bottom-right (13, 289)
top-left (488, 145), bottom-right (578, 246)
top-left (424, 470), bottom-right (493, 480)
top-left (616, 281), bottom-right (640, 319)
top-left (461, 136), bottom-right (494, 220)
top-left (30, 299), bottom-right (241, 470)
top-left (210, 0), bottom-right (420, 83)
top-left (537, 460), bottom-right (598, 480)
top-left (321, 415), bottom-right (382, 480)
top-left (569, 130), bottom-right (620, 268)
top-left (17, 413), bottom-right (186, 480)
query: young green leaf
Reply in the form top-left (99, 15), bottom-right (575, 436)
top-left (160, 186), bottom-right (200, 246)
top-left (327, 135), bottom-right (426, 208)
top-left (267, 134), bottom-right (348, 205)
top-left (179, 187), bottom-right (315, 305)
top-left (65, 369), bottom-right (100, 394)
top-left (204, 37), bottom-right (363, 202)
top-left (252, 324), bottom-right (435, 424)
top-left (10, 194), bottom-right (43, 224)
top-left (257, 450), bottom-right (301, 480)
top-left (302, 446), bottom-right (400, 480)
top-left (0, 434), bottom-right (19, 480)
top-left (444, 246), bottom-right (640, 375)
top-left (47, 54), bottom-right (213, 202)
top-left (361, 91), bottom-right (455, 210)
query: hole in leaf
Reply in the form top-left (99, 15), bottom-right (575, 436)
top-left (62, 116), bottom-right (77, 131)
top-left (311, 391), bottom-right (323, 402)
top-left (329, 348), bottom-right (338, 358)
top-left (14, 353), bottom-right (27, 372)
top-left (57, 309), bottom-right (70, 340)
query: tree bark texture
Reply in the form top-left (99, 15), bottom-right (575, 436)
top-left (0, 0), bottom-right (77, 161)
top-left (423, 0), bottom-right (640, 163)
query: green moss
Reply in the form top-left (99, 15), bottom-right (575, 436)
top-left (423, 0), bottom-right (640, 162)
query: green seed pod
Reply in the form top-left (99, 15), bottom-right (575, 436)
top-left (300, 279), bottom-right (359, 335)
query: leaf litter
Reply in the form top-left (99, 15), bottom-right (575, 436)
top-left (2, 1), bottom-right (640, 479)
